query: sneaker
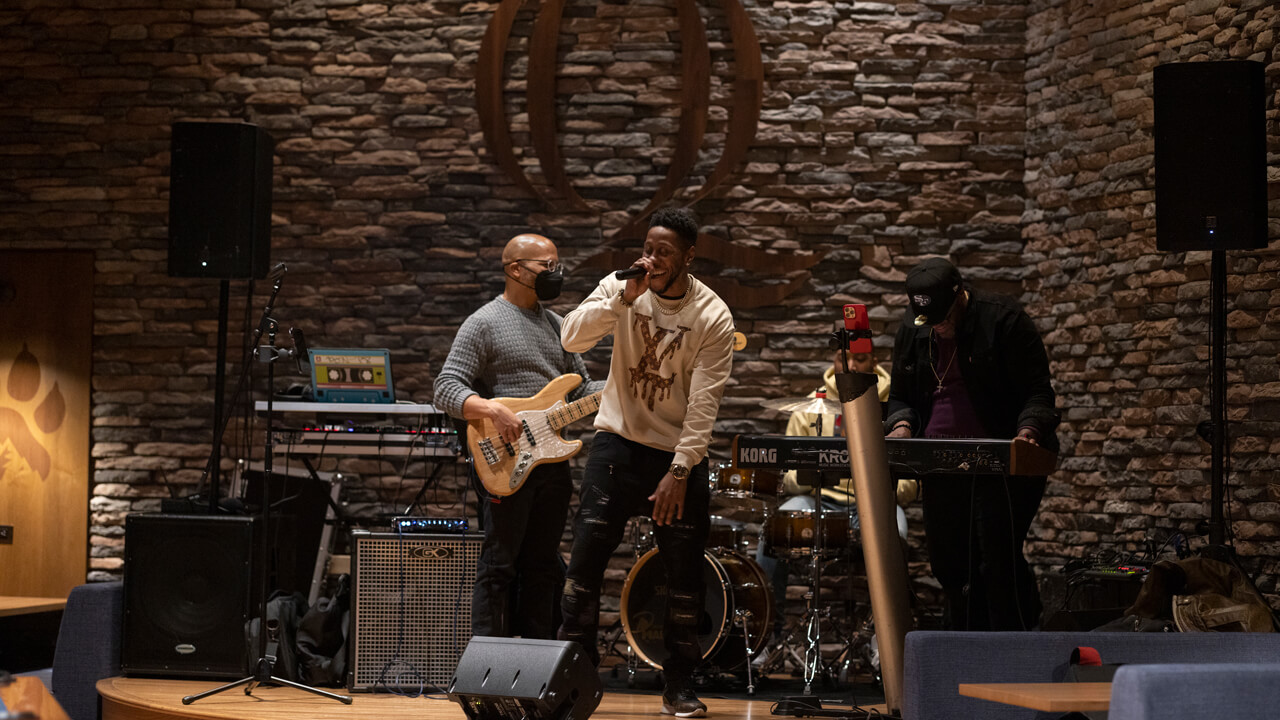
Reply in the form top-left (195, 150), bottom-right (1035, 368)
top-left (661, 687), bottom-right (708, 718)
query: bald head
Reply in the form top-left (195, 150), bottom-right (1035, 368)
top-left (502, 234), bottom-right (555, 265)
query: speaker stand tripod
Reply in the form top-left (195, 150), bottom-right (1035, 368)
top-left (184, 310), bottom-right (351, 706)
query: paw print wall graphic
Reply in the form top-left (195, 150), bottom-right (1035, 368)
top-left (0, 343), bottom-right (66, 481)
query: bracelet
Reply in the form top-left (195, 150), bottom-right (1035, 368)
top-left (617, 288), bottom-right (632, 307)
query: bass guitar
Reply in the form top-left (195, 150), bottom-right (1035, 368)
top-left (467, 374), bottom-right (601, 496)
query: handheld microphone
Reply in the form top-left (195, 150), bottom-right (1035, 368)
top-left (615, 267), bottom-right (647, 280)
top-left (843, 304), bottom-right (872, 354)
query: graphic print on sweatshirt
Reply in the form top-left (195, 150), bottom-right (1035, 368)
top-left (628, 313), bottom-right (690, 410)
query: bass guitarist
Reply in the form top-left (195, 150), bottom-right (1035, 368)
top-left (433, 233), bottom-right (604, 640)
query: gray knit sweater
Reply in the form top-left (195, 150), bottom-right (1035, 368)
top-left (433, 295), bottom-right (602, 418)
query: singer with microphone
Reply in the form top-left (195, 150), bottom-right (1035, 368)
top-left (885, 257), bottom-right (1059, 632)
top-left (557, 207), bottom-right (733, 718)
top-left (433, 233), bottom-right (604, 641)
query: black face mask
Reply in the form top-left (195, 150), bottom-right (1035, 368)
top-left (533, 267), bottom-right (564, 301)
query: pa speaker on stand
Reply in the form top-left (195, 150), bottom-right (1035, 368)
top-left (167, 121), bottom-right (274, 279)
top-left (1154, 60), bottom-right (1266, 555)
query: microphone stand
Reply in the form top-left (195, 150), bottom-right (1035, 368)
top-left (196, 263), bottom-right (288, 513)
top-left (183, 319), bottom-right (352, 706)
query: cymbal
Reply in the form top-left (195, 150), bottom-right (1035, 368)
top-left (761, 395), bottom-right (842, 415)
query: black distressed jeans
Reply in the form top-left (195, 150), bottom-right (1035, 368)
top-left (473, 460), bottom-right (573, 639)
top-left (559, 431), bottom-right (710, 687)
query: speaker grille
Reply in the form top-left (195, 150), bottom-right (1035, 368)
top-left (349, 531), bottom-right (480, 692)
top-left (122, 513), bottom-right (257, 678)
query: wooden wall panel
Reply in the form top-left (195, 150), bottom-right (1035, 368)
top-left (0, 250), bottom-right (93, 597)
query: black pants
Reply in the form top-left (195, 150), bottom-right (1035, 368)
top-left (473, 460), bottom-right (573, 639)
top-left (920, 473), bottom-right (1046, 631)
top-left (560, 432), bottom-right (710, 687)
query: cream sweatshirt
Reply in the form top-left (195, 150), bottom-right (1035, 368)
top-left (561, 274), bottom-right (734, 469)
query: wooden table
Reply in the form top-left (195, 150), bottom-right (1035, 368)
top-left (959, 682), bottom-right (1112, 712)
top-left (0, 596), bottom-right (67, 617)
top-left (0, 675), bottom-right (72, 720)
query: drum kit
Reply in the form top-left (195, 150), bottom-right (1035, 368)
top-left (609, 391), bottom-right (880, 695)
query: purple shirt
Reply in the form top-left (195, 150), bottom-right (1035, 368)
top-left (923, 334), bottom-right (987, 439)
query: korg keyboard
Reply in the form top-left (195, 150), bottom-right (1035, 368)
top-left (733, 434), bottom-right (1056, 477)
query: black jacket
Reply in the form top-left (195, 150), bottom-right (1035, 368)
top-left (885, 288), bottom-right (1060, 452)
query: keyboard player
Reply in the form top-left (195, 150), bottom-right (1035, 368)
top-left (885, 257), bottom-right (1060, 632)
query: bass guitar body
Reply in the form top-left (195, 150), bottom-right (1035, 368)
top-left (467, 374), bottom-right (601, 496)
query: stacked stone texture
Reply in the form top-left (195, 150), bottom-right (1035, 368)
top-left (0, 0), bottom-right (1276, 627)
top-left (1023, 0), bottom-right (1280, 607)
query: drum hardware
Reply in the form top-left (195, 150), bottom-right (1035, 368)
top-left (734, 606), bottom-right (759, 695)
top-left (751, 540), bottom-right (882, 688)
top-left (830, 611), bottom-right (879, 687)
top-left (599, 620), bottom-right (642, 687)
top-left (758, 394), bottom-right (848, 695)
top-left (627, 516), bottom-right (655, 559)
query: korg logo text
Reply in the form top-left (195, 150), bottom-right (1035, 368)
top-left (409, 547), bottom-right (453, 560)
top-left (819, 450), bottom-right (848, 465)
top-left (738, 447), bottom-right (777, 464)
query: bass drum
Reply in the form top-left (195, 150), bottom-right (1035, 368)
top-left (619, 547), bottom-right (774, 672)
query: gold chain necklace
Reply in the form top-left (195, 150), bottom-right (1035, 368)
top-left (930, 333), bottom-right (958, 389)
top-left (651, 276), bottom-right (694, 316)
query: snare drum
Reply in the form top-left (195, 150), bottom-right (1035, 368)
top-left (709, 462), bottom-right (781, 500)
top-left (765, 508), bottom-right (852, 558)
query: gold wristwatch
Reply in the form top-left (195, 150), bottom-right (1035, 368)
top-left (669, 463), bottom-right (690, 481)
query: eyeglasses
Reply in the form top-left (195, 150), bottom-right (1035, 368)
top-left (511, 258), bottom-right (560, 273)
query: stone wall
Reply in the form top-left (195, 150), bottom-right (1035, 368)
top-left (1, 0), bottom-right (1277, 623)
top-left (1023, 0), bottom-right (1280, 604)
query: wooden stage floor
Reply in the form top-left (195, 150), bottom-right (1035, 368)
top-left (98, 676), bottom-right (887, 720)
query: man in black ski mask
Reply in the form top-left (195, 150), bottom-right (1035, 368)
top-left (434, 233), bottom-right (604, 639)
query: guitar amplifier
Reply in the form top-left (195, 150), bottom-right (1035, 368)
top-left (348, 530), bottom-right (481, 692)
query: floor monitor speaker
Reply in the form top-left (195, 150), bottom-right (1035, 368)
top-left (167, 121), bottom-right (274, 278)
top-left (348, 531), bottom-right (480, 692)
top-left (447, 637), bottom-right (603, 720)
top-left (122, 513), bottom-right (259, 678)
top-left (1154, 61), bottom-right (1266, 252)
